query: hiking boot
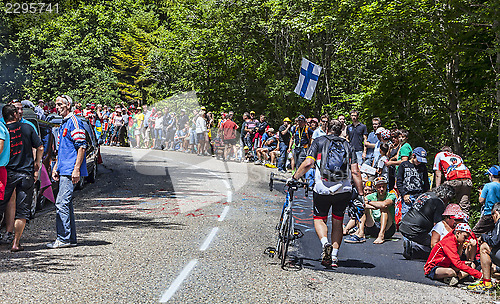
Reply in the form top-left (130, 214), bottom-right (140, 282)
top-left (467, 281), bottom-right (493, 293)
top-left (402, 239), bottom-right (412, 260)
top-left (444, 276), bottom-right (459, 287)
top-left (321, 243), bottom-right (333, 267)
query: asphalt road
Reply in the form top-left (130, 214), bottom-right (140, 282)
top-left (0, 146), bottom-right (492, 303)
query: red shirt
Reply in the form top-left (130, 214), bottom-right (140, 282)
top-left (424, 230), bottom-right (481, 279)
top-left (221, 120), bottom-right (238, 140)
top-left (433, 151), bottom-right (471, 180)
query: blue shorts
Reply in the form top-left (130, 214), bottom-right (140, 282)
top-left (425, 266), bottom-right (439, 280)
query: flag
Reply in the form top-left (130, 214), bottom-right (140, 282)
top-left (39, 165), bottom-right (55, 203)
top-left (294, 58), bottom-right (322, 100)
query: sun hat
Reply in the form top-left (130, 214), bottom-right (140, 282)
top-left (451, 211), bottom-right (469, 222)
top-left (283, 117), bottom-right (292, 123)
top-left (442, 203), bottom-right (462, 216)
top-left (375, 127), bottom-right (386, 135)
top-left (381, 129), bottom-right (391, 140)
top-left (454, 223), bottom-right (472, 234)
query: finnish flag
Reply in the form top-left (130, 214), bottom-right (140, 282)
top-left (294, 58), bottom-right (322, 100)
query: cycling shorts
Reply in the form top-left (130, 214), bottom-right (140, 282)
top-left (313, 191), bottom-right (351, 221)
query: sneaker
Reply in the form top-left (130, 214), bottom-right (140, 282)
top-left (254, 160), bottom-right (262, 165)
top-left (344, 235), bottom-right (366, 243)
top-left (321, 243), bottom-right (333, 267)
top-left (467, 281), bottom-right (493, 293)
top-left (331, 256), bottom-right (339, 268)
top-left (444, 276), bottom-right (459, 286)
top-left (46, 240), bottom-right (71, 249)
top-left (0, 232), bottom-right (14, 245)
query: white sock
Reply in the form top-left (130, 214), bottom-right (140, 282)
top-left (321, 237), bottom-right (329, 247)
top-left (332, 248), bottom-right (339, 258)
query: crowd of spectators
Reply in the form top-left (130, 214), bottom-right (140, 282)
top-left (10, 98), bottom-right (500, 292)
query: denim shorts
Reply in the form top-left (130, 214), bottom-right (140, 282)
top-left (425, 266), bottom-right (439, 280)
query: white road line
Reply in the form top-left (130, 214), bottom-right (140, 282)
top-left (199, 227), bottom-right (219, 251)
top-left (226, 191), bottom-right (232, 203)
top-left (159, 259), bottom-right (198, 303)
top-left (218, 206), bottom-right (230, 222)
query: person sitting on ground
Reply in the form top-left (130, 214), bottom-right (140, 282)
top-left (468, 202), bottom-right (500, 292)
top-left (255, 129), bottom-right (277, 165)
top-left (345, 176), bottom-right (396, 244)
top-left (473, 165), bottom-right (500, 235)
top-left (396, 147), bottom-right (430, 217)
top-left (399, 184), bottom-right (455, 260)
top-left (424, 223), bottom-right (482, 286)
top-left (343, 181), bottom-right (374, 235)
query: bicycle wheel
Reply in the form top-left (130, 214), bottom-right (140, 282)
top-left (280, 212), bottom-right (292, 269)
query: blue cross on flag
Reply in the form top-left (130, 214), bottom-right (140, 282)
top-left (294, 58), bottom-right (322, 100)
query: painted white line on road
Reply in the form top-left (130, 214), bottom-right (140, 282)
top-left (199, 227), bottom-right (219, 251)
top-left (218, 206), bottom-right (230, 222)
top-left (159, 259), bottom-right (198, 303)
top-left (226, 191), bottom-right (232, 203)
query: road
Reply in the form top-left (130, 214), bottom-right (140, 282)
top-left (0, 146), bottom-right (491, 303)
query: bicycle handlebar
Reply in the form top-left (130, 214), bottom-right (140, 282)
top-left (269, 172), bottom-right (310, 195)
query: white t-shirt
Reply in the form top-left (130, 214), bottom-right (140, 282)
top-left (155, 116), bottom-right (164, 129)
top-left (431, 221), bottom-right (450, 240)
top-left (196, 116), bottom-right (207, 134)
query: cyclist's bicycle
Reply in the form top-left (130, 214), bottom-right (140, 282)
top-left (266, 172), bottom-right (308, 269)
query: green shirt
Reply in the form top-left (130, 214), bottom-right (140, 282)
top-left (397, 142), bottom-right (413, 161)
top-left (366, 191), bottom-right (396, 223)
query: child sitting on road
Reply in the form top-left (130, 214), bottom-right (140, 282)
top-left (343, 181), bottom-right (374, 235)
top-left (424, 223), bottom-right (482, 286)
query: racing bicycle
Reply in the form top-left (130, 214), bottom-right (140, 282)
top-left (266, 172), bottom-right (308, 269)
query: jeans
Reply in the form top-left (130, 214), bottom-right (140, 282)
top-left (55, 176), bottom-right (77, 244)
top-left (355, 151), bottom-right (363, 165)
top-left (401, 194), bottom-right (418, 219)
top-left (277, 142), bottom-right (288, 171)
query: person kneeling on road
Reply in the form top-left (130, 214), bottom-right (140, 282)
top-left (468, 202), bottom-right (500, 293)
top-left (345, 176), bottom-right (396, 244)
top-left (288, 119), bottom-right (364, 268)
top-left (424, 223), bottom-right (482, 286)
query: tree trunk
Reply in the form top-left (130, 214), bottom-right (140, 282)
top-left (446, 58), bottom-right (463, 156)
top-left (496, 27), bottom-right (500, 163)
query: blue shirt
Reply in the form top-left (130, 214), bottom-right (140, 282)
top-left (481, 181), bottom-right (500, 216)
top-left (312, 128), bottom-right (326, 140)
top-left (57, 113), bottom-right (88, 176)
top-left (0, 121), bottom-right (10, 167)
top-left (365, 131), bottom-right (379, 159)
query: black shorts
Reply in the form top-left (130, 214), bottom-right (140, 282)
top-left (2, 171), bottom-right (34, 220)
top-left (473, 214), bottom-right (495, 235)
top-left (365, 221), bottom-right (396, 239)
top-left (425, 266), bottom-right (439, 280)
top-left (224, 138), bottom-right (237, 145)
top-left (313, 191), bottom-right (351, 221)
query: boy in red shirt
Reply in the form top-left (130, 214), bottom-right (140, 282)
top-left (424, 223), bottom-right (482, 286)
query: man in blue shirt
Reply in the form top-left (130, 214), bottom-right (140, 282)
top-left (473, 166), bottom-right (500, 234)
top-left (48, 95), bottom-right (87, 249)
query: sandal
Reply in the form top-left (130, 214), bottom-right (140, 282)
top-left (344, 235), bottom-right (366, 243)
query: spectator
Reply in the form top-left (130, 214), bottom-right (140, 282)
top-left (396, 147), bottom-right (430, 217)
top-left (177, 109), bottom-right (189, 132)
top-left (363, 117), bottom-right (381, 166)
top-left (277, 117), bottom-right (292, 173)
top-left (253, 114), bottom-right (269, 149)
top-left (142, 105), bottom-right (152, 148)
top-left (343, 181), bottom-right (374, 235)
top-left (386, 129), bottom-right (412, 171)
top-left (312, 114), bottom-right (328, 140)
top-left (196, 111), bottom-right (208, 155)
top-left (399, 185), bottom-right (456, 260)
top-left (469, 202), bottom-right (500, 292)
top-left (371, 128), bottom-right (391, 168)
top-left (48, 95), bottom-right (87, 249)
top-left (473, 165), bottom-right (500, 234)
top-left (153, 110), bottom-right (164, 149)
top-left (240, 112), bottom-right (250, 147)
top-left (0, 111), bottom-right (11, 244)
top-left (255, 129), bottom-right (277, 166)
top-left (244, 111), bottom-right (258, 151)
top-left (221, 111), bottom-right (239, 161)
top-left (375, 142), bottom-right (390, 181)
top-left (288, 115), bottom-right (313, 171)
top-left (164, 110), bottom-right (176, 150)
top-left (424, 223), bottom-right (481, 286)
top-left (346, 110), bottom-right (368, 165)
top-left (338, 114), bottom-right (347, 139)
top-left (433, 146), bottom-right (473, 214)
top-left (345, 176), bottom-right (396, 244)
top-left (134, 107), bottom-right (144, 148)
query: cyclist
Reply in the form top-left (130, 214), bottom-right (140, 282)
top-left (288, 119), bottom-right (364, 267)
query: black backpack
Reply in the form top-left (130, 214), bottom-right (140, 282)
top-left (317, 136), bottom-right (351, 182)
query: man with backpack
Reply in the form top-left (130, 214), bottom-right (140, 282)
top-left (288, 119), bottom-right (364, 268)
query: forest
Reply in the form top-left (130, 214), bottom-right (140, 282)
top-left (0, 0), bottom-right (499, 217)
